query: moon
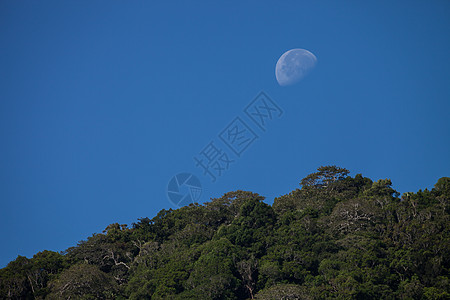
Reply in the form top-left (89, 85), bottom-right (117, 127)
top-left (275, 49), bottom-right (317, 86)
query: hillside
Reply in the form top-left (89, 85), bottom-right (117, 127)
top-left (1, 166), bottom-right (449, 299)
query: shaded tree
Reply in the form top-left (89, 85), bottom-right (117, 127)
top-left (47, 263), bottom-right (118, 299)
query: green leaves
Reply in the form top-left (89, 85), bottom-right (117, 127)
top-left (186, 239), bottom-right (240, 299)
top-left (300, 166), bottom-right (350, 189)
top-left (47, 263), bottom-right (118, 299)
top-left (2, 168), bottom-right (449, 299)
top-left (0, 251), bottom-right (66, 299)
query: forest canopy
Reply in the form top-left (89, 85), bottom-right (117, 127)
top-left (1, 166), bottom-right (449, 299)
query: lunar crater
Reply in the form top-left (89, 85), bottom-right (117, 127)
top-left (276, 49), bottom-right (317, 86)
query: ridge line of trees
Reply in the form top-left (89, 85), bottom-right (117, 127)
top-left (1, 166), bottom-right (449, 299)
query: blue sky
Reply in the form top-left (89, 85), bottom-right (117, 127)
top-left (1, 1), bottom-right (449, 267)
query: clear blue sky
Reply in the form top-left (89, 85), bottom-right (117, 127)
top-left (1, 1), bottom-right (449, 267)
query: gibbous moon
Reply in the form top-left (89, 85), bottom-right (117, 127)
top-left (275, 49), bottom-right (317, 86)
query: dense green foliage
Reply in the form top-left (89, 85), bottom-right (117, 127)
top-left (1, 166), bottom-right (449, 299)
